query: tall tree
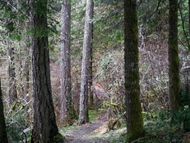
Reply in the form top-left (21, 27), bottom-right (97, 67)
top-left (89, 0), bottom-right (94, 107)
top-left (79, 0), bottom-right (93, 125)
top-left (124, 0), bottom-right (144, 142)
top-left (61, 0), bottom-right (78, 125)
top-left (0, 78), bottom-right (8, 143)
top-left (189, 0), bottom-right (190, 36)
top-left (8, 41), bottom-right (17, 105)
top-left (24, 21), bottom-right (31, 119)
top-left (168, 0), bottom-right (180, 112)
top-left (31, 0), bottom-right (62, 142)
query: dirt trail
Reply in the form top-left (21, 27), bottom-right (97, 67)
top-left (64, 112), bottom-right (110, 143)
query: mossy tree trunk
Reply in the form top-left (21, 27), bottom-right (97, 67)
top-left (0, 78), bottom-right (8, 143)
top-left (189, 0), bottom-right (190, 37)
top-left (189, 0), bottom-right (190, 107)
top-left (31, 0), bottom-right (61, 142)
top-left (61, 0), bottom-right (78, 125)
top-left (169, 0), bottom-right (180, 112)
top-left (79, 0), bottom-right (93, 125)
top-left (124, 0), bottom-right (144, 142)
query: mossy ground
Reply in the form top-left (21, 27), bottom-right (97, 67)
top-left (89, 109), bottom-right (103, 123)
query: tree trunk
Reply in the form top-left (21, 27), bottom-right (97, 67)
top-left (24, 21), bottom-right (31, 119)
top-left (61, 0), bottom-right (78, 125)
top-left (89, 0), bottom-right (94, 107)
top-left (31, 0), bottom-right (61, 142)
top-left (79, 0), bottom-right (93, 125)
top-left (17, 0), bottom-right (24, 98)
top-left (24, 23), bottom-right (30, 98)
top-left (0, 78), bottom-right (8, 143)
top-left (169, 0), bottom-right (180, 112)
top-left (189, 0), bottom-right (190, 37)
top-left (124, 0), bottom-right (144, 142)
top-left (8, 41), bottom-right (17, 105)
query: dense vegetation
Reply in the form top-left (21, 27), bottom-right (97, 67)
top-left (0, 0), bottom-right (190, 142)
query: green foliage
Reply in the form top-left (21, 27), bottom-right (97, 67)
top-left (180, 85), bottom-right (190, 108)
top-left (171, 109), bottom-right (190, 132)
top-left (142, 120), bottom-right (180, 143)
top-left (89, 109), bottom-right (102, 122)
top-left (53, 133), bottom-right (65, 143)
top-left (6, 110), bottom-right (32, 143)
top-left (159, 109), bottom-right (171, 121)
top-left (67, 105), bottom-right (79, 125)
top-left (138, 0), bottom-right (168, 30)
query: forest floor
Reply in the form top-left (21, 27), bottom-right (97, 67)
top-left (61, 111), bottom-right (126, 143)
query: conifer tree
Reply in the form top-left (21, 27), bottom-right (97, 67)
top-left (124, 0), bottom-right (144, 142)
top-left (79, 0), bottom-right (93, 124)
top-left (168, 0), bottom-right (180, 112)
top-left (61, 0), bottom-right (78, 125)
top-left (30, 0), bottom-right (62, 142)
top-left (89, 0), bottom-right (94, 107)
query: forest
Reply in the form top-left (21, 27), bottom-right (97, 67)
top-left (0, 0), bottom-right (190, 142)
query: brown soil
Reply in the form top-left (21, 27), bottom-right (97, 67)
top-left (64, 111), bottom-right (111, 143)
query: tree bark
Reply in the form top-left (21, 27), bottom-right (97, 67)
top-left (169, 0), bottom-right (180, 112)
top-left (61, 0), bottom-right (78, 124)
top-left (189, 0), bottom-right (190, 36)
top-left (0, 78), bottom-right (8, 143)
top-left (24, 23), bottom-right (30, 98)
top-left (89, 0), bottom-right (94, 107)
top-left (79, 0), bottom-right (93, 125)
top-left (124, 0), bottom-right (144, 142)
top-left (8, 41), bottom-right (17, 105)
top-left (24, 21), bottom-right (31, 119)
top-left (31, 0), bottom-right (61, 142)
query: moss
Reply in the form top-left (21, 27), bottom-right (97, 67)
top-left (126, 129), bottom-right (145, 143)
top-left (89, 109), bottom-right (102, 122)
top-left (124, 0), bottom-right (144, 142)
top-left (53, 133), bottom-right (65, 143)
top-left (65, 105), bottom-right (79, 126)
top-left (71, 105), bottom-right (78, 120)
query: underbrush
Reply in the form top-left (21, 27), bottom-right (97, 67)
top-left (6, 110), bottom-right (31, 143)
top-left (133, 108), bottom-right (190, 143)
top-left (141, 120), bottom-right (181, 143)
top-left (89, 109), bottom-right (103, 123)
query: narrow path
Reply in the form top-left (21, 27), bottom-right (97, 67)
top-left (64, 111), bottom-right (109, 143)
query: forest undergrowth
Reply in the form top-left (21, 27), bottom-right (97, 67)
top-left (4, 49), bottom-right (190, 143)
top-left (58, 108), bottom-right (190, 143)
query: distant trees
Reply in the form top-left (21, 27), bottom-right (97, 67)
top-left (30, 0), bottom-right (61, 142)
top-left (8, 41), bottom-right (17, 105)
top-left (168, 0), bottom-right (180, 112)
top-left (61, 0), bottom-right (78, 125)
top-left (124, 0), bottom-right (144, 142)
top-left (79, 0), bottom-right (94, 124)
top-left (0, 79), bottom-right (8, 143)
